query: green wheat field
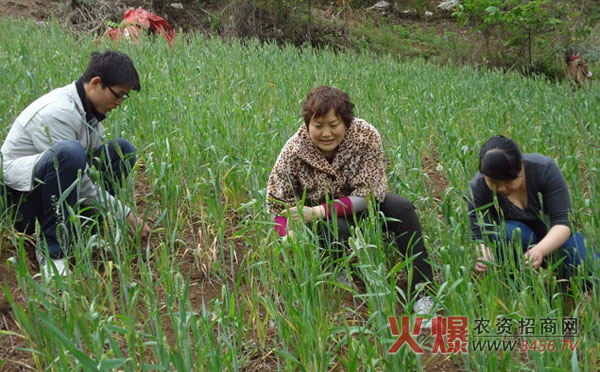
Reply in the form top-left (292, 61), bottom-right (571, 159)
top-left (0, 18), bottom-right (599, 371)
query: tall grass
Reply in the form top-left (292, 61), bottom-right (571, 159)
top-left (0, 18), bottom-right (598, 371)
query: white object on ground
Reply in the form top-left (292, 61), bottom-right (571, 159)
top-left (437, 0), bottom-right (459, 10)
top-left (414, 295), bottom-right (435, 330)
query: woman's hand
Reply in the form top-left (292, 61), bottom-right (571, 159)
top-left (523, 246), bottom-right (545, 269)
top-left (523, 224), bottom-right (570, 270)
top-left (289, 205), bottom-right (326, 223)
top-left (475, 244), bottom-right (495, 272)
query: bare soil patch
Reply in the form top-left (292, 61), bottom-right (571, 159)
top-left (0, 0), bottom-right (55, 20)
top-left (0, 235), bottom-right (37, 372)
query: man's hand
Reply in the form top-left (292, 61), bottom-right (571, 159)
top-left (289, 205), bottom-right (325, 224)
top-left (523, 245), bottom-right (544, 269)
top-left (126, 212), bottom-right (150, 244)
top-left (475, 244), bottom-right (495, 272)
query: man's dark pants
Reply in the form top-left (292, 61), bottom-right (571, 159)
top-left (6, 139), bottom-right (135, 259)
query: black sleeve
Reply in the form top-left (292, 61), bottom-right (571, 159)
top-left (466, 176), bottom-right (497, 241)
top-left (539, 159), bottom-right (573, 228)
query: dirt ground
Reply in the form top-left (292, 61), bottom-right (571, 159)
top-left (0, 0), bottom-right (52, 20)
top-left (0, 169), bottom-right (460, 371)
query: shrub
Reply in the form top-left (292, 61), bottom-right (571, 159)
top-left (453, 0), bottom-right (594, 77)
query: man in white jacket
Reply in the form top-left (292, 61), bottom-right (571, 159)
top-left (1, 50), bottom-right (150, 276)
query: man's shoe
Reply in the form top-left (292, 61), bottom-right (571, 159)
top-left (39, 256), bottom-right (69, 279)
top-left (414, 295), bottom-right (434, 330)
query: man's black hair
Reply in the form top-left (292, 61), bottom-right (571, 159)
top-left (80, 49), bottom-right (140, 91)
top-left (478, 135), bottom-right (523, 180)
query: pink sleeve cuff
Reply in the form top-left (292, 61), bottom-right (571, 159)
top-left (322, 197), bottom-right (353, 217)
top-left (274, 216), bottom-right (288, 237)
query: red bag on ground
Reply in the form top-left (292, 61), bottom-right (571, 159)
top-left (106, 7), bottom-right (175, 46)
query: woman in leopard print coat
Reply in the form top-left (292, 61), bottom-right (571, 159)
top-left (267, 86), bottom-right (434, 300)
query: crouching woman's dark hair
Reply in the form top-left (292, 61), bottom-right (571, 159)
top-left (478, 135), bottom-right (523, 180)
top-left (80, 49), bottom-right (141, 91)
top-left (301, 86), bottom-right (355, 127)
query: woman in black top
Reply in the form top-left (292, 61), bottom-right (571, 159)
top-left (467, 135), bottom-right (591, 275)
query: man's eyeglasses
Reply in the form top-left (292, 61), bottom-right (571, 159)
top-left (106, 85), bottom-right (130, 102)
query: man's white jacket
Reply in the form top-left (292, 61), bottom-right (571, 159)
top-left (1, 82), bottom-right (130, 219)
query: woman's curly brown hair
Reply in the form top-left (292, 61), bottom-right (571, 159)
top-left (301, 86), bottom-right (355, 127)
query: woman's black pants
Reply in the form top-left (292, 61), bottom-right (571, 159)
top-left (318, 193), bottom-right (433, 292)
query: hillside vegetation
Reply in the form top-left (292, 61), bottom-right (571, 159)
top-left (39, 0), bottom-right (600, 79)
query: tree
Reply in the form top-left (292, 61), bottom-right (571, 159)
top-left (454, 0), bottom-right (584, 73)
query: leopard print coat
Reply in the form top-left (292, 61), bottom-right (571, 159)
top-left (267, 118), bottom-right (387, 214)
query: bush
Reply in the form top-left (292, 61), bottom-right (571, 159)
top-left (223, 0), bottom-right (313, 44)
top-left (453, 0), bottom-right (594, 77)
